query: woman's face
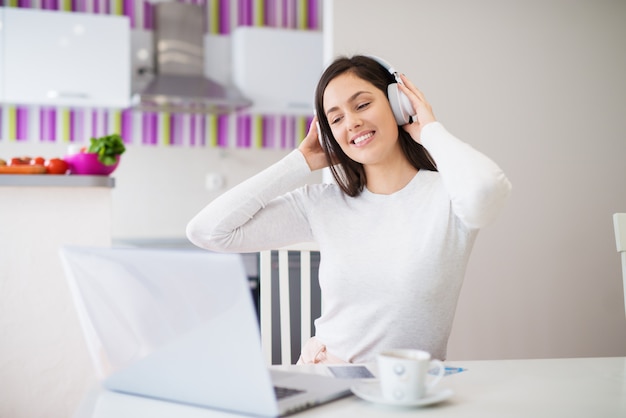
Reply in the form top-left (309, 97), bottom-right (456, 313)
top-left (323, 71), bottom-right (401, 167)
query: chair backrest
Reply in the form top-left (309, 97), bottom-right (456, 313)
top-left (259, 242), bottom-right (320, 365)
top-left (614, 213), bottom-right (626, 320)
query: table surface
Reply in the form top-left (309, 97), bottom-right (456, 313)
top-left (74, 357), bottom-right (626, 418)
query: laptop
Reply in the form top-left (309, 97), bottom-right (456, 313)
top-left (59, 246), bottom-right (353, 417)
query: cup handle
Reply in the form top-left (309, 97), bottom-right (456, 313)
top-left (427, 359), bottom-right (445, 390)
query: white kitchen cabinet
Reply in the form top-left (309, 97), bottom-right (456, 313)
top-left (231, 27), bottom-right (323, 115)
top-left (0, 7), bottom-right (130, 108)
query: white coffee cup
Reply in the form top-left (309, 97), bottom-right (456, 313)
top-left (377, 349), bottom-right (445, 402)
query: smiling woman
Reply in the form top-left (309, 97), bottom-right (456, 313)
top-left (186, 55), bottom-right (512, 365)
top-left (315, 56), bottom-right (438, 197)
top-left (323, 72), bottom-right (416, 194)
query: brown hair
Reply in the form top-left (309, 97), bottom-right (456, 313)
top-left (314, 55), bottom-right (437, 197)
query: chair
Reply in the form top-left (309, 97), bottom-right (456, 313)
top-left (613, 213), bottom-right (626, 319)
top-left (259, 242), bottom-right (320, 365)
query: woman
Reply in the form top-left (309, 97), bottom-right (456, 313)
top-left (187, 55), bottom-right (512, 364)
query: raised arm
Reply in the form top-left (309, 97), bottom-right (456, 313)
top-left (420, 122), bottom-right (512, 229)
top-left (186, 149), bottom-right (316, 253)
top-left (397, 74), bottom-right (512, 229)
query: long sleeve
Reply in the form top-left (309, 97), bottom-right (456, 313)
top-left (420, 122), bottom-right (512, 229)
top-left (186, 150), bottom-right (316, 253)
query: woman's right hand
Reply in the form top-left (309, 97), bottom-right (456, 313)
top-left (397, 74), bottom-right (437, 143)
top-left (299, 116), bottom-right (328, 171)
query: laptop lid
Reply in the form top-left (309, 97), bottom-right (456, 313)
top-left (59, 246), bottom-right (351, 417)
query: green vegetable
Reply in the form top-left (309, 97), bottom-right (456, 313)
top-left (87, 134), bottom-right (126, 165)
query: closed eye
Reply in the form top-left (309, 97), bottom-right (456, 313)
top-left (329, 115), bottom-right (343, 125)
top-left (356, 102), bottom-right (370, 110)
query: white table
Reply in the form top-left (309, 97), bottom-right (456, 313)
top-left (74, 357), bottom-right (626, 418)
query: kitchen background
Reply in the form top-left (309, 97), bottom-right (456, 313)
top-left (0, 0), bottom-right (325, 240)
top-left (1, 0), bottom-right (320, 147)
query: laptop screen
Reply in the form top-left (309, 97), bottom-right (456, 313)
top-left (60, 246), bottom-right (280, 414)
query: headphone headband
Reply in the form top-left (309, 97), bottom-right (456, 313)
top-left (368, 55), bottom-right (401, 83)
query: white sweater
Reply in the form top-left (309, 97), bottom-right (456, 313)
top-left (187, 122), bottom-right (512, 362)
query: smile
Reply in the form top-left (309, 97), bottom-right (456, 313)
top-left (351, 132), bottom-right (374, 146)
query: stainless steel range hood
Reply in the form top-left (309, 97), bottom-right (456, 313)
top-left (131, 2), bottom-right (251, 114)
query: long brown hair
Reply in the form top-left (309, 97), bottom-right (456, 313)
top-left (314, 55), bottom-right (437, 197)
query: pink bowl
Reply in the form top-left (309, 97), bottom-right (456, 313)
top-left (64, 153), bottom-right (120, 175)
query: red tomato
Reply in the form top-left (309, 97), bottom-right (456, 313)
top-left (9, 157), bottom-right (28, 166)
top-left (45, 158), bottom-right (69, 175)
top-left (30, 156), bottom-right (45, 166)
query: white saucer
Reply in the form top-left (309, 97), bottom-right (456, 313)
top-left (351, 381), bottom-right (453, 407)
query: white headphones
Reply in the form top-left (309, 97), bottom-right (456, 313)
top-left (368, 55), bottom-right (417, 125)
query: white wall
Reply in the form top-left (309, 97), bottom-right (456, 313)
top-left (109, 146), bottom-right (305, 240)
top-left (327, 0), bottom-right (626, 360)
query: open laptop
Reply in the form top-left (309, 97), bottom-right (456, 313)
top-left (59, 246), bottom-right (353, 417)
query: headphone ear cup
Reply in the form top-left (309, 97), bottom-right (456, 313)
top-left (387, 83), bottom-right (415, 125)
top-left (316, 121), bottom-right (335, 155)
top-left (316, 121), bottom-right (326, 150)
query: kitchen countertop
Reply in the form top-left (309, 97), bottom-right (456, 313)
top-left (0, 175), bottom-right (115, 188)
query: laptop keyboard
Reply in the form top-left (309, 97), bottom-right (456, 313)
top-left (274, 386), bottom-right (305, 400)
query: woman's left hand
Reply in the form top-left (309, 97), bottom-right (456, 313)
top-left (397, 74), bottom-right (437, 143)
top-left (298, 116), bottom-right (328, 171)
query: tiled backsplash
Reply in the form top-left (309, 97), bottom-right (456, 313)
top-left (0, 0), bottom-right (321, 149)
top-left (0, 0), bottom-right (321, 33)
